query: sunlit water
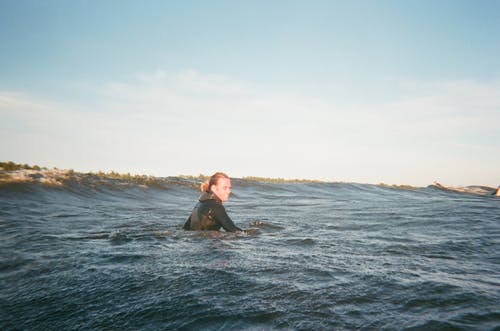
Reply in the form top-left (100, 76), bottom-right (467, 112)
top-left (1, 176), bottom-right (499, 330)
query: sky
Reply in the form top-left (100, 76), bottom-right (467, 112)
top-left (1, 0), bottom-right (499, 186)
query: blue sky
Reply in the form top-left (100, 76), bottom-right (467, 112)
top-left (1, 0), bottom-right (499, 186)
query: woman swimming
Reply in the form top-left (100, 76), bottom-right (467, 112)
top-left (183, 172), bottom-right (242, 232)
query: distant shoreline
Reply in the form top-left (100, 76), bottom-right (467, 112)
top-left (0, 161), bottom-right (414, 187)
top-left (1, 161), bottom-right (498, 195)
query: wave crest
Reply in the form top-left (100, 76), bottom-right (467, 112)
top-left (0, 169), bottom-right (70, 186)
top-left (0, 169), bottom-right (199, 191)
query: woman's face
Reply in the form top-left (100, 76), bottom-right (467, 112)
top-left (211, 177), bottom-right (232, 202)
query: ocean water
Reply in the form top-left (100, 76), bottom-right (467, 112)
top-left (1, 173), bottom-right (499, 330)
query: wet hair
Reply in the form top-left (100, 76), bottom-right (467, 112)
top-left (200, 172), bottom-right (229, 192)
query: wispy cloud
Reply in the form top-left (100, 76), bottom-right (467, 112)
top-left (2, 71), bottom-right (499, 185)
top-left (379, 79), bottom-right (500, 141)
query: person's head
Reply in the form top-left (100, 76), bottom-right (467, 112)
top-left (200, 172), bottom-right (232, 202)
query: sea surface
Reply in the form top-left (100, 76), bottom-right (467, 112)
top-left (1, 172), bottom-right (499, 330)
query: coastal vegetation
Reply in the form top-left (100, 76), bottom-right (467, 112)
top-left (1, 162), bottom-right (155, 182)
top-left (0, 161), bottom-right (410, 186)
top-left (377, 183), bottom-right (419, 190)
top-left (1, 161), bottom-right (428, 188)
top-left (1, 161), bottom-right (496, 195)
top-left (178, 174), bottom-right (210, 181)
top-left (241, 176), bottom-right (322, 184)
top-left (92, 170), bottom-right (153, 181)
top-left (179, 174), bottom-right (322, 184)
top-left (88, 170), bottom-right (166, 187)
top-left (0, 161), bottom-right (45, 171)
top-left (0, 161), bottom-right (164, 187)
top-left (1, 162), bottom-right (325, 185)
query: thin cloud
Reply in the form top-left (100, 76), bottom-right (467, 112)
top-left (2, 72), bottom-right (499, 185)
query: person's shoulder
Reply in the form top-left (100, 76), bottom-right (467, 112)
top-left (206, 198), bottom-right (223, 207)
top-left (200, 192), bottom-right (222, 204)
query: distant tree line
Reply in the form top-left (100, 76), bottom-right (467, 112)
top-left (242, 176), bottom-right (321, 184)
top-left (0, 161), bottom-right (46, 171)
top-left (0, 161), bottom-right (323, 184)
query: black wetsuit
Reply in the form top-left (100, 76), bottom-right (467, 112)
top-left (183, 192), bottom-right (242, 232)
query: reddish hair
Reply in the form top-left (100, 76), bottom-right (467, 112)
top-left (200, 172), bottom-right (229, 192)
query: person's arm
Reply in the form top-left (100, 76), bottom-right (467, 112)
top-left (213, 204), bottom-right (242, 232)
top-left (183, 215), bottom-right (192, 230)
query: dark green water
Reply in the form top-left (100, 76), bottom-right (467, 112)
top-left (1, 176), bottom-right (499, 330)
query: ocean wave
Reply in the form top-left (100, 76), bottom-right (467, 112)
top-left (2, 163), bottom-right (499, 330)
top-left (429, 181), bottom-right (498, 196)
top-left (0, 169), bottom-right (71, 186)
top-left (1, 166), bottom-right (498, 198)
top-left (0, 168), bottom-right (199, 191)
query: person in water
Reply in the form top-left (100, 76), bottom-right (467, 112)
top-left (183, 172), bottom-right (243, 232)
